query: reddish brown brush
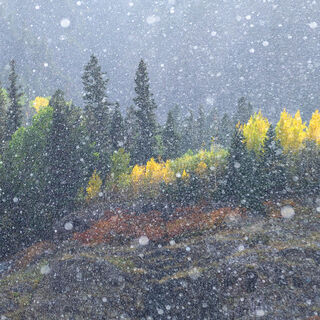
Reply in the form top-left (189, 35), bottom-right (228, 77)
top-left (264, 199), bottom-right (298, 218)
top-left (14, 241), bottom-right (54, 270)
top-left (74, 207), bottom-right (244, 245)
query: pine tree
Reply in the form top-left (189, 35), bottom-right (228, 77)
top-left (82, 54), bottom-right (112, 152)
top-left (206, 105), bottom-right (219, 146)
top-left (45, 90), bottom-right (76, 219)
top-left (233, 97), bottom-right (253, 126)
top-left (195, 105), bottom-right (206, 149)
top-left (124, 105), bottom-right (137, 160)
top-left (0, 85), bottom-right (7, 153)
top-left (217, 113), bottom-right (232, 147)
top-left (110, 102), bottom-right (125, 152)
top-left (5, 60), bottom-right (23, 141)
top-left (296, 140), bottom-right (320, 197)
top-left (262, 125), bottom-right (287, 200)
top-left (162, 110), bottom-right (180, 160)
top-left (133, 59), bottom-right (158, 164)
top-left (181, 110), bottom-right (195, 154)
top-left (245, 150), bottom-right (266, 214)
top-left (224, 128), bottom-right (249, 204)
top-left (171, 104), bottom-right (184, 134)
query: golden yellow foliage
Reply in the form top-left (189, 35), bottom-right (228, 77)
top-left (276, 109), bottom-right (307, 152)
top-left (242, 111), bottom-right (270, 154)
top-left (181, 169), bottom-right (189, 180)
top-left (307, 109), bottom-right (320, 145)
top-left (86, 170), bottom-right (102, 202)
top-left (131, 164), bottom-right (145, 184)
top-left (130, 158), bottom-right (175, 195)
top-left (195, 161), bottom-right (207, 177)
top-left (31, 96), bottom-right (49, 113)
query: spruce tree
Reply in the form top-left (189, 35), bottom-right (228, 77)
top-left (262, 125), bottom-right (287, 200)
top-left (5, 60), bottom-right (23, 141)
top-left (233, 97), bottom-right (253, 126)
top-left (296, 140), bottom-right (320, 197)
top-left (0, 85), bottom-right (7, 152)
top-left (82, 54), bottom-right (112, 153)
top-left (133, 59), bottom-right (158, 164)
top-left (124, 105), bottom-right (138, 162)
top-left (224, 128), bottom-right (251, 205)
top-left (217, 113), bottom-right (232, 147)
top-left (181, 110), bottom-right (195, 154)
top-left (196, 105), bottom-right (206, 150)
top-left (110, 102), bottom-right (125, 152)
top-left (45, 90), bottom-right (77, 220)
top-left (246, 150), bottom-right (266, 214)
top-left (171, 104), bottom-right (183, 131)
top-left (162, 110), bottom-right (180, 160)
top-left (206, 105), bottom-right (219, 146)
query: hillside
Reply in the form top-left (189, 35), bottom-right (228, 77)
top-left (1, 202), bottom-right (319, 319)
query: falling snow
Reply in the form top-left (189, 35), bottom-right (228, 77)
top-left (64, 222), bottom-right (73, 231)
top-left (146, 15), bottom-right (161, 25)
top-left (60, 18), bottom-right (71, 28)
top-left (0, 2), bottom-right (319, 319)
top-left (281, 205), bottom-right (295, 219)
top-left (308, 21), bottom-right (318, 29)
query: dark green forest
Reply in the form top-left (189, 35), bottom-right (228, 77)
top-left (0, 56), bottom-right (319, 259)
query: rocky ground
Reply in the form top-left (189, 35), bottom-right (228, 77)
top-left (0, 203), bottom-right (319, 319)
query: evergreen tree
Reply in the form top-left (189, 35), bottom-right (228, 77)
top-left (82, 54), bottom-right (112, 153)
top-left (45, 90), bottom-right (86, 221)
top-left (296, 140), bottom-right (320, 197)
top-left (217, 113), bottom-right (232, 147)
top-left (0, 85), bottom-right (7, 153)
top-left (246, 150), bottom-right (266, 214)
top-left (233, 97), bottom-right (253, 126)
top-left (181, 109), bottom-right (196, 154)
top-left (124, 105), bottom-right (138, 163)
top-left (133, 59), bottom-right (158, 164)
top-left (162, 110), bottom-right (180, 160)
top-left (206, 105), bottom-right (219, 146)
top-left (224, 128), bottom-right (249, 204)
top-left (262, 125), bottom-right (287, 200)
top-left (171, 104), bottom-right (184, 133)
top-left (110, 102), bottom-right (125, 152)
top-left (195, 105), bottom-right (206, 149)
top-left (5, 60), bottom-right (23, 141)
top-left (224, 127), bottom-right (265, 214)
top-left (225, 126), bottom-right (267, 214)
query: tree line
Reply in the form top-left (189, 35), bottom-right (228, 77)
top-left (0, 55), bottom-right (318, 259)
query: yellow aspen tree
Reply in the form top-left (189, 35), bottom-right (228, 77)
top-left (276, 109), bottom-right (307, 152)
top-left (307, 109), bottom-right (320, 145)
top-left (86, 170), bottom-right (102, 202)
top-left (181, 169), bottom-right (189, 180)
top-left (31, 96), bottom-right (49, 113)
top-left (195, 161), bottom-right (207, 177)
top-left (242, 110), bottom-right (270, 155)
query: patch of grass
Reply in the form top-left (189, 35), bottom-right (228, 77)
top-left (0, 265), bottom-right (43, 289)
top-left (158, 266), bottom-right (204, 283)
top-left (59, 253), bottom-right (75, 261)
top-left (106, 256), bottom-right (142, 273)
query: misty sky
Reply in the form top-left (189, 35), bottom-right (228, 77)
top-left (1, 0), bottom-right (320, 120)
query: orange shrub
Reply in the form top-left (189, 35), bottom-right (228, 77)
top-left (166, 207), bottom-right (243, 238)
top-left (14, 241), bottom-right (54, 270)
top-left (74, 211), bottom-right (166, 244)
top-left (74, 207), bottom-right (245, 245)
top-left (264, 199), bottom-right (298, 218)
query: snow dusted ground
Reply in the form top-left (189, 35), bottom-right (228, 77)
top-left (0, 203), bottom-right (319, 319)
